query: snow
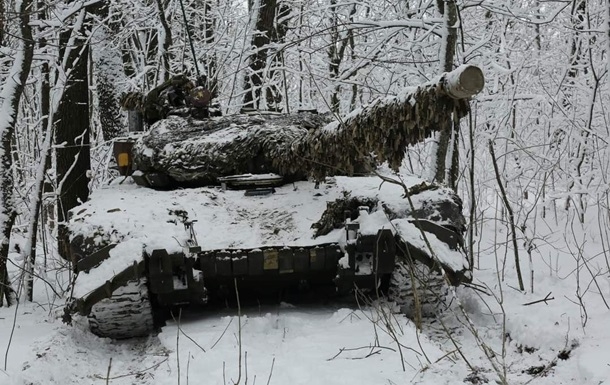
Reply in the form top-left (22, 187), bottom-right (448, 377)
top-left (0, 41), bottom-right (24, 134)
top-left (0, 7), bottom-right (26, 240)
top-left (67, 173), bottom-right (448, 256)
top-left (3, 204), bottom-right (610, 385)
top-left (72, 238), bottom-right (144, 298)
top-left (393, 219), bottom-right (465, 272)
top-left (356, 209), bottom-right (391, 235)
top-left (3, 0), bottom-right (610, 383)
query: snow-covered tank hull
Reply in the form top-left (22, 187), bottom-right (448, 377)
top-left (67, 174), bottom-right (469, 338)
top-left (64, 65), bottom-right (483, 339)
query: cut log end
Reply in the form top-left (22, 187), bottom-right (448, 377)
top-left (443, 65), bottom-right (485, 100)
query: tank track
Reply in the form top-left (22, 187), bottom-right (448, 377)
top-left (88, 279), bottom-right (155, 339)
top-left (387, 260), bottom-right (448, 320)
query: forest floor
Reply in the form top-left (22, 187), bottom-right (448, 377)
top-left (2, 209), bottom-right (610, 385)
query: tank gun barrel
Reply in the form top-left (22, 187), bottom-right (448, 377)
top-left (277, 64), bottom-right (484, 179)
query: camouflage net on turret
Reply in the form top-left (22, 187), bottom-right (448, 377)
top-left (132, 75), bottom-right (471, 186)
top-left (280, 84), bottom-right (469, 180)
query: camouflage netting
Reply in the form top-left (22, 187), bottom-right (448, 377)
top-left (132, 66), bottom-right (480, 186)
top-left (133, 113), bottom-right (333, 184)
top-left (311, 185), bottom-right (466, 238)
top-left (311, 192), bottom-right (379, 237)
top-left (283, 86), bottom-right (469, 180)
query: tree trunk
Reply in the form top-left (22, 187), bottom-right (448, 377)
top-left (116, 17), bottom-right (136, 78)
top-left (267, 2), bottom-right (289, 111)
top-left (568, 0), bottom-right (587, 80)
top-left (198, 0), bottom-right (219, 95)
top-left (55, 14), bottom-right (91, 261)
top-left (155, 0), bottom-right (173, 82)
top-left (0, 0), bottom-right (4, 46)
top-left (0, 0), bottom-right (35, 306)
top-left (90, 0), bottom-right (127, 141)
top-left (607, 0), bottom-right (610, 83)
top-left (565, 0), bottom-right (588, 217)
top-left (328, 1), bottom-right (356, 114)
top-left (433, 0), bottom-right (460, 190)
top-left (145, 27), bottom-right (160, 87)
top-left (242, 0), bottom-right (282, 111)
top-left (24, 0), bottom-right (53, 301)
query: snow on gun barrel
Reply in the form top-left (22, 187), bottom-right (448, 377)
top-left (64, 65), bottom-right (483, 339)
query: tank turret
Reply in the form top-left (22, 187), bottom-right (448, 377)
top-left (120, 65), bottom-right (483, 188)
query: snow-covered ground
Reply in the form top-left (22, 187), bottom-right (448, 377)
top-left (2, 199), bottom-right (610, 384)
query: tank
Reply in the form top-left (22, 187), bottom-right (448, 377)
top-left (63, 65), bottom-right (484, 339)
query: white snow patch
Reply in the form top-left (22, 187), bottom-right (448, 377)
top-left (357, 209), bottom-right (392, 235)
top-left (69, 174), bottom-right (425, 255)
top-left (72, 239), bottom-right (144, 298)
top-left (393, 219), bottom-right (465, 271)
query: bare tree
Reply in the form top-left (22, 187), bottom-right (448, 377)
top-left (90, 0), bottom-right (128, 141)
top-left (23, 0), bottom-right (53, 301)
top-left (54, 8), bottom-right (92, 261)
top-left (0, 0), bottom-right (34, 306)
top-left (242, 0), bottom-right (287, 111)
top-left (432, 0), bottom-right (460, 190)
top-left (155, 0), bottom-right (173, 82)
top-left (0, 0), bottom-right (4, 46)
top-left (198, 0), bottom-right (219, 94)
top-left (565, 0), bottom-right (590, 222)
top-left (328, 0), bottom-right (357, 114)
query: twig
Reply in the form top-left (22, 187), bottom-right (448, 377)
top-left (187, 353), bottom-right (191, 385)
top-left (105, 357), bottom-right (112, 385)
top-left (462, 281), bottom-right (492, 296)
top-left (338, 310), bottom-right (361, 323)
top-left (523, 292), bottom-right (554, 306)
top-left (327, 345), bottom-right (397, 361)
top-left (233, 278), bottom-right (242, 385)
top-left (175, 309), bottom-right (182, 385)
top-left (489, 140), bottom-right (525, 291)
top-left (4, 279), bottom-right (21, 371)
top-left (93, 358), bottom-right (169, 380)
top-left (432, 348), bottom-right (459, 364)
top-left (357, 350), bottom-right (381, 359)
top-left (438, 317), bottom-right (475, 372)
top-left (172, 321), bottom-right (207, 353)
top-left (210, 318), bottom-right (233, 350)
top-left (266, 357), bottom-right (275, 385)
top-left (7, 258), bottom-right (62, 298)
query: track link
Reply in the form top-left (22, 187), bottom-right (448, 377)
top-left (387, 260), bottom-right (448, 319)
top-left (88, 279), bottom-right (155, 339)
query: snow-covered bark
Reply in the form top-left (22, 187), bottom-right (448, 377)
top-left (154, 0), bottom-right (172, 82)
top-left (0, 0), bottom-right (34, 306)
top-left (22, 109), bottom-right (54, 302)
top-left (0, 0), bottom-right (4, 46)
top-left (54, 9), bottom-right (91, 260)
top-left (23, 2), bottom-right (97, 300)
top-left (242, 0), bottom-right (285, 111)
top-left (431, 0), bottom-right (460, 189)
top-left (607, 0), bottom-right (610, 85)
top-left (90, 1), bottom-right (128, 141)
